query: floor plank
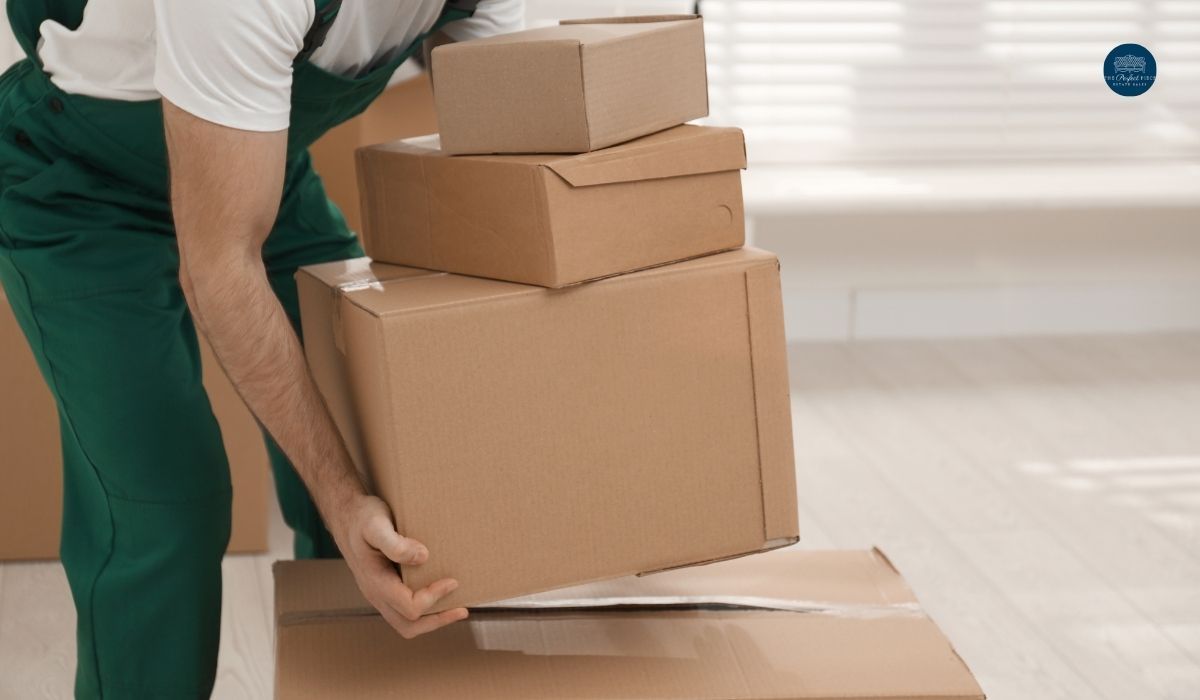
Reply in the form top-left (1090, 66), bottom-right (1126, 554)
top-left (2, 333), bottom-right (1198, 700)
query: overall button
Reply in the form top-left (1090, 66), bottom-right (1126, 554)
top-left (14, 130), bottom-right (31, 147)
top-left (48, 97), bottom-right (64, 113)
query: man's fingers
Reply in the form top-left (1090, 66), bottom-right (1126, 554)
top-left (396, 608), bottom-right (470, 640)
top-left (362, 517), bottom-right (428, 565)
top-left (375, 601), bottom-right (414, 636)
top-left (410, 578), bottom-right (460, 615)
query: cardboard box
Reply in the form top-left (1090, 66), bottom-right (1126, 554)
top-left (356, 124), bottom-right (746, 287)
top-left (0, 289), bottom-right (270, 559)
top-left (432, 15), bottom-right (709, 155)
top-left (296, 248), bottom-right (798, 610)
top-left (310, 73), bottom-right (438, 234)
top-left (274, 548), bottom-right (986, 699)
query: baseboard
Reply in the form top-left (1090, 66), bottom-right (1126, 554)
top-left (783, 282), bottom-right (1200, 341)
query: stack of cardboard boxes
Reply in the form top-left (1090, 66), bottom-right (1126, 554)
top-left (298, 14), bottom-right (796, 612)
top-left (285, 15), bottom-right (984, 699)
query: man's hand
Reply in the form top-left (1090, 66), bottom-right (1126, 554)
top-left (161, 100), bottom-right (466, 639)
top-left (334, 495), bottom-right (468, 637)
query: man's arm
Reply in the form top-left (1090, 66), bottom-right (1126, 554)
top-left (162, 100), bottom-right (467, 638)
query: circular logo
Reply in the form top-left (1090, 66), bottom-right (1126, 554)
top-left (1104, 44), bottom-right (1156, 96)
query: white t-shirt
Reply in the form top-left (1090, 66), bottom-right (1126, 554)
top-left (37, 0), bottom-right (524, 132)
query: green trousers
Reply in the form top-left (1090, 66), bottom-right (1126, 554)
top-left (0, 61), bottom-right (361, 698)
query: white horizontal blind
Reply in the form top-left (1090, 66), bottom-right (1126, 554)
top-left (701, 0), bottom-right (1200, 164)
top-left (524, 1), bottom-right (697, 27)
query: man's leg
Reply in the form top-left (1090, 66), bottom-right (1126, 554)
top-left (261, 152), bottom-right (364, 560)
top-left (0, 157), bottom-right (230, 698)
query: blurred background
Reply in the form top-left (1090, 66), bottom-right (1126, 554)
top-left (1, 2), bottom-right (1198, 699)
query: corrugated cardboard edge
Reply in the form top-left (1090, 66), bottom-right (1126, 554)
top-left (744, 260), bottom-right (800, 542)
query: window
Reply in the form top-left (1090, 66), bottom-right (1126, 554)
top-left (700, 1), bottom-right (1200, 164)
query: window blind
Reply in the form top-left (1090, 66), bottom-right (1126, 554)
top-left (701, 0), bottom-right (1200, 164)
top-left (524, 0), bottom-right (696, 27)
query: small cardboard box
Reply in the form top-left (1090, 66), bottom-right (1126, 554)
top-left (296, 248), bottom-right (798, 611)
top-left (356, 124), bottom-right (746, 288)
top-left (0, 289), bottom-right (270, 559)
top-left (431, 15), bottom-right (709, 155)
top-left (273, 548), bottom-right (986, 700)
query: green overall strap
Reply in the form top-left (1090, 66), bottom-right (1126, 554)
top-left (7, 0), bottom-right (83, 61)
top-left (296, 0), bottom-right (479, 65)
top-left (295, 0), bottom-right (343, 64)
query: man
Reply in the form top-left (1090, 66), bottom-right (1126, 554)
top-left (0, 0), bottom-right (523, 696)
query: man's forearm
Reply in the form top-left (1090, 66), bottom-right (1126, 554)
top-left (181, 249), bottom-right (364, 531)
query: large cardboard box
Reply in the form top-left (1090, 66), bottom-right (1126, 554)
top-left (0, 289), bottom-right (270, 559)
top-left (432, 15), bottom-right (709, 155)
top-left (274, 548), bottom-right (986, 699)
top-left (356, 124), bottom-right (746, 287)
top-left (310, 73), bottom-right (439, 234)
top-left (297, 248), bottom-right (798, 611)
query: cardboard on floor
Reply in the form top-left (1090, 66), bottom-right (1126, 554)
top-left (274, 548), bottom-right (986, 699)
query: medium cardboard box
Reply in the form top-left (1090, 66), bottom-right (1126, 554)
top-left (0, 289), bottom-right (270, 559)
top-left (296, 248), bottom-right (798, 611)
top-left (356, 124), bottom-right (746, 287)
top-left (273, 548), bottom-right (986, 699)
top-left (310, 73), bottom-right (438, 234)
top-left (431, 15), bottom-right (709, 155)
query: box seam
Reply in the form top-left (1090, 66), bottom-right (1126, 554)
top-left (419, 154), bottom-right (436, 268)
top-left (576, 42), bottom-right (594, 150)
top-left (744, 267), bottom-right (771, 544)
top-left (533, 168), bottom-right (557, 286)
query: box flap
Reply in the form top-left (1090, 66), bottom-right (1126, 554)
top-left (744, 262), bottom-right (800, 542)
top-left (543, 125), bottom-right (745, 187)
top-left (274, 560), bottom-right (375, 626)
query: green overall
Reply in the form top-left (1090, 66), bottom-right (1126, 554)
top-left (0, 1), bottom-right (473, 697)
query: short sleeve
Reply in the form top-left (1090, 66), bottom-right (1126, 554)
top-left (153, 0), bottom-right (313, 132)
top-left (440, 0), bottom-right (525, 42)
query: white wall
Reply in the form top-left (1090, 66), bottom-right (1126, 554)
top-left (749, 163), bottom-right (1200, 340)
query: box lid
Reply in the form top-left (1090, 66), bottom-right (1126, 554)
top-left (274, 550), bottom-right (985, 700)
top-left (360, 125), bottom-right (745, 189)
top-left (542, 125), bottom-right (746, 187)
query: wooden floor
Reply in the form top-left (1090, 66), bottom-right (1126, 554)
top-left (1, 333), bottom-right (1198, 699)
